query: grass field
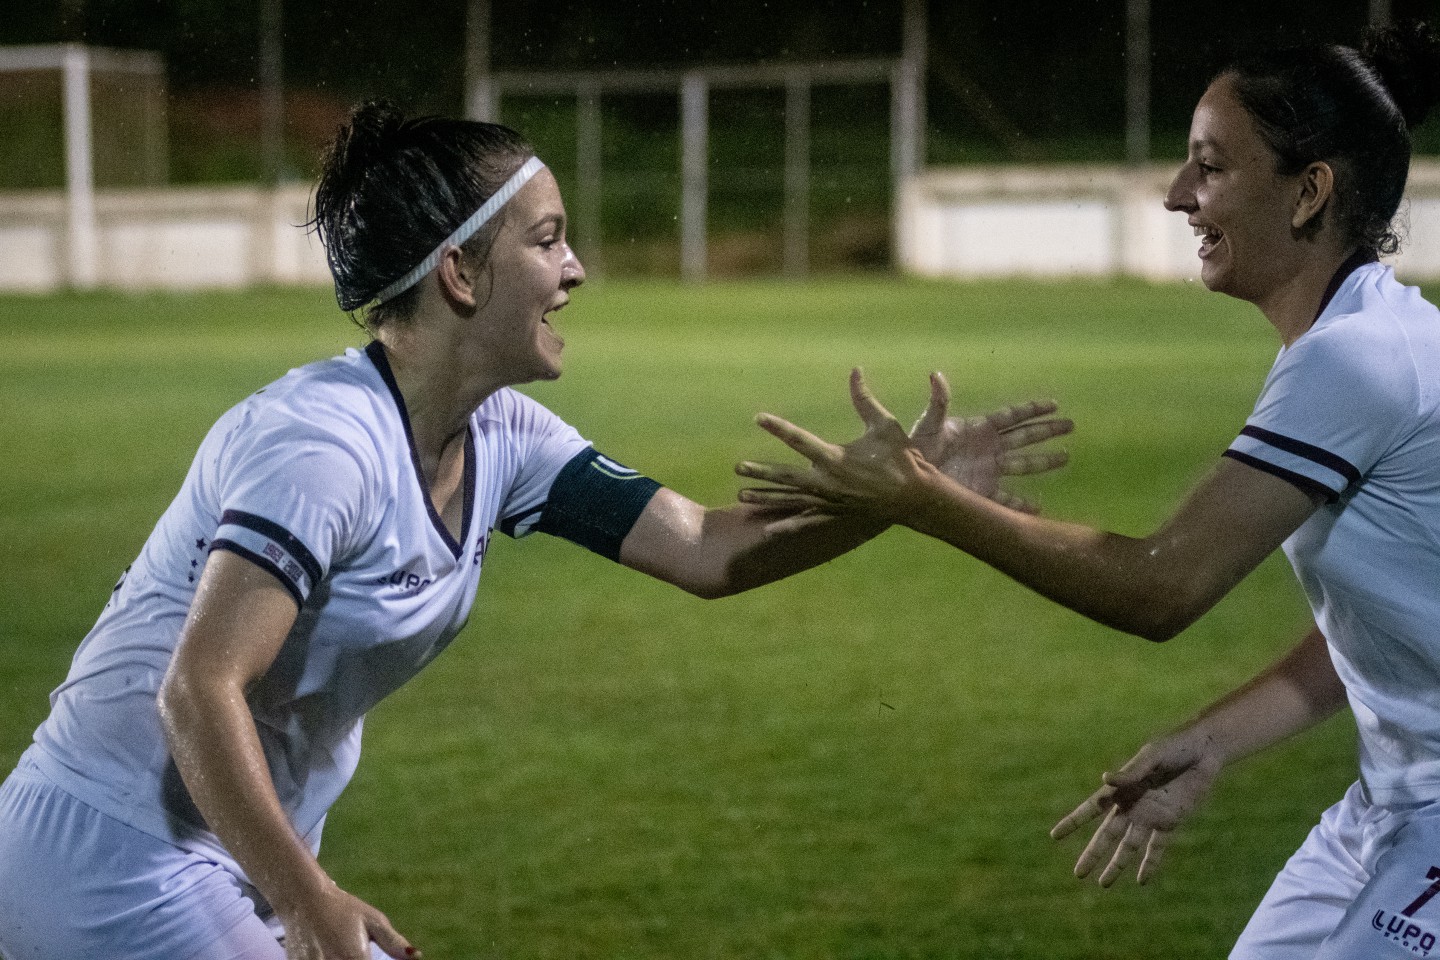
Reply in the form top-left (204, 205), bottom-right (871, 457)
top-left (0, 277), bottom-right (1365, 958)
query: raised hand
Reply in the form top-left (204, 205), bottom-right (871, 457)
top-left (1050, 730), bottom-right (1223, 887)
top-left (737, 368), bottom-right (1070, 518)
top-left (738, 368), bottom-right (933, 519)
top-left (907, 371), bottom-right (1071, 513)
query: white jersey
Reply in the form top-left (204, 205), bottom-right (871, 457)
top-left (1226, 260), bottom-right (1440, 804)
top-left (28, 341), bottom-right (591, 866)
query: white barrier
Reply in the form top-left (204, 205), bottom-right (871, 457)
top-left (0, 184), bottom-right (330, 292)
top-left (5, 161), bottom-right (1440, 292)
top-left (899, 160), bottom-right (1440, 281)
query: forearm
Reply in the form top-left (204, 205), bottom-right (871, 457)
top-left (709, 503), bottom-right (890, 595)
top-left (905, 468), bottom-right (1215, 640)
top-left (1178, 625), bottom-right (1349, 766)
top-left (620, 490), bottom-right (888, 598)
top-left (158, 673), bottom-right (331, 914)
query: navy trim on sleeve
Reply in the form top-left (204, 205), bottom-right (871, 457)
top-left (498, 504), bottom-right (545, 538)
top-left (1223, 450), bottom-right (1338, 504)
top-left (527, 448), bottom-right (663, 560)
top-left (210, 539), bottom-right (305, 608)
top-left (218, 509), bottom-right (324, 586)
top-left (1238, 426), bottom-right (1361, 485)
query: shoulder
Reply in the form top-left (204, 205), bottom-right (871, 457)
top-left (212, 349), bottom-right (391, 482)
top-left (1289, 264), bottom-right (1436, 404)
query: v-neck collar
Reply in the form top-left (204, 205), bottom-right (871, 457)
top-left (365, 340), bottom-right (475, 559)
top-left (1312, 248), bottom-right (1377, 327)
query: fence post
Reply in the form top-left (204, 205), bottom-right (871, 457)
top-left (62, 44), bottom-right (98, 289)
top-left (784, 70), bottom-right (811, 278)
top-left (680, 71), bottom-right (708, 283)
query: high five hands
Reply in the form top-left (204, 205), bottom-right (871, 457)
top-left (736, 368), bottom-right (1073, 530)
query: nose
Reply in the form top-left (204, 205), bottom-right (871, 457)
top-left (1164, 163), bottom-right (1197, 213)
top-left (561, 243), bottom-right (586, 289)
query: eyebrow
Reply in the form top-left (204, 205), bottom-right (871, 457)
top-left (528, 213), bottom-right (565, 233)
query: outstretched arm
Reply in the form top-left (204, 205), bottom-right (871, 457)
top-left (737, 369), bottom-right (1319, 639)
top-left (158, 551), bottom-right (419, 960)
top-left (620, 378), bottom-right (1071, 598)
top-left (1051, 625), bottom-right (1347, 885)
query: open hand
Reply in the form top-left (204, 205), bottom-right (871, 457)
top-left (737, 369), bottom-right (1070, 522)
top-left (1050, 730), bottom-right (1223, 887)
top-left (907, 371), bottom-right (1071, 513)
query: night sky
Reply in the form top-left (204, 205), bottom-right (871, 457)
top-left (4, 0), bottom-right (1440, 159)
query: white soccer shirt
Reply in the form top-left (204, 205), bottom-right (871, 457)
top-left (29, 341), bottom-right (591, 863)
top-left (1226, 261), bottom-right (1440, 804)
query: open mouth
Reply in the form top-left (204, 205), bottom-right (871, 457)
top-left (1194, 224), bottom-right (1223, 257)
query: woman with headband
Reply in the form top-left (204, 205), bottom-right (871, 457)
top-left (0, 101), bottom-right (1069, 960)
top-left (738, 22), bottom-right (1440, 958)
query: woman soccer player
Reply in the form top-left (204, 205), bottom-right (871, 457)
top-left (0, 102), bottom-right (1068, 960)
top-left (737, 21), bottom-right (1440, 959)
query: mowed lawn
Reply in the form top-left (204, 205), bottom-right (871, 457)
top-left (0, 278), bottom-right (1365, 958)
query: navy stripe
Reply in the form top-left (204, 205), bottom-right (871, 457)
top-left (365, 340), bottom-right (471, 559)
top-left (210, 539), bottom-right (305, 607)
top-left (499, 503), bottom-right (545, 538)
top-left (1314, 248), bottom-right (1376, 325)
top-left (218, 509), bottom-right (323, 586)
top-left (1223, 450), bottom-right (1338, 504)
top-left (1238, 426), bottom-right (1360, 485)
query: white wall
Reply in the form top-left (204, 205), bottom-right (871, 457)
top-left (0, 184), bottom-right (330, 292)
top-left (899, 160), bottom-right (1440, 281)
top-left (5, 162), bottom-right (1440, 292)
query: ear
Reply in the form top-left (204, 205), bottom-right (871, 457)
top-left (1292, 161), bottom-right (1335, 231)
top-left (435, 245), bottom-right (478, 310)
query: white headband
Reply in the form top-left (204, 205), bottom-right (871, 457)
top-left (373, 155), bottom-right (546, 305)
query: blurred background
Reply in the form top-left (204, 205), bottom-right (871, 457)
top-left (3, 0), bottom-right (1439, 287)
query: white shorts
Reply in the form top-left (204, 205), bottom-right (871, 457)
top-left (1232, 780), bottom-right (1440, 960)
top-left (0, 757), bottom-right (388, 960)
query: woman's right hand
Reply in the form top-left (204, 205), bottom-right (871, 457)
top-left (1049, 729), bottom-right (1224, 887)
top-left (281, 882), bottom-right (418, 960)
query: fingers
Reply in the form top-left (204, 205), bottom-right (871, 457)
top-left (755, 413), bottom-right (840, 465)
top-left (1050, 789), bottom-right (1111, 840)
top-left (1136, 830), bottom-right (1171, 886)
top-left (1074, 805), bottom-right (1128, 879)
top-left (736, 459), bottom-right (822, 490)
top-left (998, 417), bottom-right (1075, 450)
top-left (1097, 821), bottom-right (1149, 888)
top-left (737, 488), bottom-right (838, 511)
top-left (848, 368), bottom-right (900, 430)
top-left (910, 371), bottom-right (952, 438)
top-left (984, 399), bottom-right (1061, 432)
top-left (998, 449), bottom-right (1070, 476)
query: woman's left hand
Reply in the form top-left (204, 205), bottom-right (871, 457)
top-left (736, 368), bottom-right (1070, 522)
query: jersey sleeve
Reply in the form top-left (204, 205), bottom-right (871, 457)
top-left (209, 412), bottom-right (373, 607)
top-left (491, 390), bottom-right (597, 538)
top-left (1225, 317), bottom-right (1414, 502)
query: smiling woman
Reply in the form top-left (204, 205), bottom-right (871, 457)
top-left (737, 20), bottom-right (1440, 960)
top-left (0, 100), bottom-right (1073, 960)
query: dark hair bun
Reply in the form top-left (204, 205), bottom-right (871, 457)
top-left (1363, 20), bottom-right (1440, 128)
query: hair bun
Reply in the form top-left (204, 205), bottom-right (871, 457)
top-left (1363, 20), bottom-right (1440, 128)
top-left (328, 100), bottom-right (406, 184)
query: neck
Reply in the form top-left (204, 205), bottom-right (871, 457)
top-left (376, 320), bottom-right (503, 468)
top-left (1254, 244), bottom-right (1361, 347)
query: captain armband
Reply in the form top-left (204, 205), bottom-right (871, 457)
top-left (508, 448), bottom-right (662, 561)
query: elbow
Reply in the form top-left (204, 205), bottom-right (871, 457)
top-left (1120, 579), bottom-right (1212, 643)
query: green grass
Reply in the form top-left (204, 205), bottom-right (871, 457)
top-left (0, 278), bottom-right (1357, 958)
